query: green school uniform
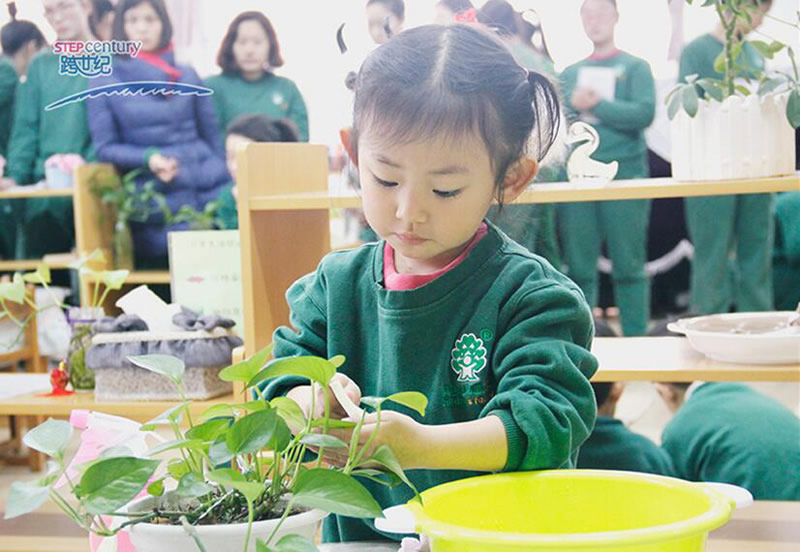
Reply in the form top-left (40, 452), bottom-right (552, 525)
top-left (773, 192), bottom-right (800, 310)
top-left (559, 51), bottom-right (655, 335)
top-left (662, 383), bottom-right (800, 501)
top-left (5, 51), bottom-right (95, 258)
top-left (680, 34), bottom-right (774, 314)
top-left (0, 56), bottom-right (19, 260)
top-left (264, 222), bottom-right (598, 543)
top-left (205, 72), bottom-right (309, 142)
top-left (577, 416), bottom-right (676, 477)
top-left (215, 183), bottom-right (238, 230)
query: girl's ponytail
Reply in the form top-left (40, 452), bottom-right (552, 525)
top-left (7, 1), bottom-right (17, 21)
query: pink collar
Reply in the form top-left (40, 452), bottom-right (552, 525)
top-left (383, 223), bottom-right (489, 290)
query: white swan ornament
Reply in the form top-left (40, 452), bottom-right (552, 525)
top-left (566, 121), bottom-right (618, 186)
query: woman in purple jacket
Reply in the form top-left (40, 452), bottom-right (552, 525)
top-left (88, 0), bottom-right (229, 268)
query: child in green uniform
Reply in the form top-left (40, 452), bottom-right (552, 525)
top-left (206, 12), bottom-right (309, 142)
top-left (656, 382), bottom-right (800, 500)
top-left (679, 0), bottom-right (774, 314)
top-left (216, 114), bottom-right (299, 230)
top-left (559, 0), bottom-right (655, 336)
top-left (2, 0), bottom-right (95, 259)
top-left (264, 24), bottom-right (598, 544)
top-left (578, 382), bottom-right (676, 476)
top-left (773, 192), bottom-right (800, 310)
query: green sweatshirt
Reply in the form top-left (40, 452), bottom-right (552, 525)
top-left (773, 192), bottom-right (800, 310)
top-left (662, 383), bottom-right (800, 501)
top-left (679, 33), bottom-right (764, 86)
top-left (577, 416), bottom-right (676, 477)
top-left (0, 56), bottom-right (18, 157)
top-left (560, 51), bottom-right (655, 178)
top-left (205, 72), bottom-right (309, 142)
top-left (265, 222), bottom-right (598, 542)
top-left (215, 183), bottom-right (238, 230)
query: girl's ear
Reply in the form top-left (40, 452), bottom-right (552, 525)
top-left (501, 157), bottom-right (538, 203)
top-left (340, 128), bottom-right (358, 168)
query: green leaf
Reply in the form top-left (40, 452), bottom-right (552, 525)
top-left (3, 480), bottom-right (51, 519)
top-left (208, 439), bottom-right (234, 466)
top-left (351, 468), bottom-right (403, 489)
top-left (78, 457), bottom-right (160, 515)
top-left (696, 79), bottom-right (725, 102)
top-left (22, 263), bottom-right (51, 285)
top-left (248, 356), bottom-right (336, 388)
top-left (128, 355), bottom-right (185, 385)
top-left (787, 89), bottom-right (800, 129)
top-left (682, 85), bottom-right (699, 117)
top-left (198, 403), bottom-right (236, 421)
top-left (274, 534), bottom-right (319, 552)
top-left (0, 273), bottom-right (26, 304)
top-left (758, 77), bottom-right (784, 97)
top-left (227, 408), bottom-right (291, 454)
top-left (22, 419), bottom-right (72, 460)
top-left (219, 344), bottom-right (274, 383)
top-left (309, 418), bottom-right (356, 429)
top-left (713, 50), bottom-right (726, 74)
top-left (359, 397), bottom-right (385, 410)
top-left (329, 355), bottom-right (346, 369)
top-left (167, 459), bottom-right (192, 480)
top-left (299, 434), bottom-right (348, 449)
top-left (364, 445), bottom-right (419, 498)
top-left (730, 42), bottom-right (743, 64)
top-left (185, 418), bottom-right (232, 442)
top-left (147, 479), bottom-right (164, 497)
top-left (177, 472), bottom-right (214, 498)
top-left (146, 439), bottom-right (205, 457)
top-left (734, 84), bottom-right (751, 96)
top-left (667, 89), bottom-right (683, 120)
top-left (271, 397), bottom-right (306, 429)
top-left (139, 401), bottom-right (190, 431)
top-left (293, 469), bottom-right (383, 519)
top-left (684, 73), bottom-right (698, 84)
top-left (208, 468), bottom-right (264, 503)
top-left (100, 270), bottom-right (129, 290)
top-left (749, 40), bottom-right (784, 60)
top-left (385, 392), bottom-right (428, 417)
top-left (256, 542), bottom-right (272, 552)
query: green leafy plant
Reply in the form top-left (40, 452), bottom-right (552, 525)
top-left (667, 0), bottom-right (800, 128)
top-left (4, 345), bottom-right (428, 552)
top-left (69, 249), bottom-right (129, 310)
top-left (93, 169), bottom-right (171, 227)
top-left (172, 202), bottom-right (222, 231)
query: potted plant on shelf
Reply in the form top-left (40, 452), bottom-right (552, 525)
top-left (5, 345), bottom-right (427, 552)
top-left (172, 202), bottom-right (222, 231)
top-left (667, 0), bottom-right (799, 180)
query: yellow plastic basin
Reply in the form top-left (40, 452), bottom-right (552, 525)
top-left (403, 470), bottom-right (736, 552)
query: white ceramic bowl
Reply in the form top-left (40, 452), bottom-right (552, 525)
top-left (667, 312), bottom-right (800, 365)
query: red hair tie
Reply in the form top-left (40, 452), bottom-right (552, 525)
top-left (454, 8), bottom-right (479, 24)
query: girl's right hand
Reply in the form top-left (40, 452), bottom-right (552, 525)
top-left (148, 153), bottom-right (179, 183)
top-left (286, 373), bottom-right (362, 421)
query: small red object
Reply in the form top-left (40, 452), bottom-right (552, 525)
top-left (454, 8), bottom-right (479, 23)
top-left (47, 361), bottom-right (74, 396)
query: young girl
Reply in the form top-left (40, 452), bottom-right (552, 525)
top-left (264, 24), bottom-right (598, 544)
top-left (206, 12), bottom-right (309, 142)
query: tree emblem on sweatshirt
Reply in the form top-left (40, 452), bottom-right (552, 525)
top-left (451, 333), bottom-right (487, 383)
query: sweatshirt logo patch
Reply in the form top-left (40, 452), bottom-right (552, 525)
top-left (451, 333), bottom-right (487, 383)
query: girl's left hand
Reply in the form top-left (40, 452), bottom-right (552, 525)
top-left (322, 410), bottom-right (426, 470)
top-left (571, 87), bottom-right (601, 112)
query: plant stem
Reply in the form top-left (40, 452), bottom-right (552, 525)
top-left (91, 279), bottom-right (100, 309)
top-left (242, 500), bottom-right (254, 552)
top-left (353, 407), bottom-right (382, 469)
top-left (716, 1), bottom-right (737, 97)
top-left (263, 498), bottom-right (294, 547)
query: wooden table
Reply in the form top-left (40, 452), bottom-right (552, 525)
top-left (1, 500), bottom-right (797, 552)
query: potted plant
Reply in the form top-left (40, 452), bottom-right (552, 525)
top-left (5, 345), bottom-right (427, 552)
top-left (667, 0), bottom-right (800, 180)
top-left (172, 202), bottom-right (222, 231)
top-left (92, 169), bottom-right (172, 270)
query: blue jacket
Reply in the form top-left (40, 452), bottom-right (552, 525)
top-left (87, 50), bottom-right (229, 258)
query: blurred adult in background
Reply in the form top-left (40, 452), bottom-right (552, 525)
top-left (478, 0), bottom-right (562, 268)
top-left (88, 0), bottom-right (229, 269)
top-left (0, 3), bottom-right (46, 260)
top-left (679, 0), bottom-right (774, 314)
top-left (206, 11), bottom-right (308, 142)
top-left (559, 0), bottom-right (655, 336)
top-left (2, 0), bottom-right (96, 260)
top-left (433, 0), bottom-right (473, 25)
top-left (89, 0), bottom-right (115, 41)
top-left (365, 0), bottom-right (404, 45)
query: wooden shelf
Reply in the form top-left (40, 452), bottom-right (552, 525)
top-left (0, 187), bottom-right (74, 199)
top-left (82, 270), bottom-right (171, 285)
top-left (591, 337), bottom-right (800, 382)
top-left (0, 254), bottom-right (78, 272)
top-left (247, 174), bottom-right (800, 212)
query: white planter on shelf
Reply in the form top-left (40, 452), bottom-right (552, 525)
top-left (670, 92), bottom-right (796, 181)
top-left (127, 507), bottom-right (327, 552)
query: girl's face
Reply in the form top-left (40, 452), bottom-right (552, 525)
top-left (358, 130), bottom-right (497, 274)
top-left (43, 0), bottom-right (90, 41)
top-left (233, 20), bottom-right (271, 78)
top-left (581, 0), bottom-right (618, 46)
top-left (226, 133), bottom-right (253, 181)
top-left (366, 3), bottom-right (403, 45)
top-left (124, 1), bottom-right (163, 53)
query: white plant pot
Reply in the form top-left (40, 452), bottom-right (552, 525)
top-left (670, 93), bottom-right (796, 181)
top-left (127, 508), bottom-right (327, 552)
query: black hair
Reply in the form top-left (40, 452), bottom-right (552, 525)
top-left (366, 0), bottom-right (405, 21)
top-left (594, 318), bottom-right (619, 338)
top-left (226, 114), bottom-right (299, 143)
top-left (592, 382), bottom-right (613, 407)
top-left (1, 19), bottom-right (45, 56)
top-left (89, 0), bottom-right (114, 36)
top-left (478, 0), bottom-right (519, 37)
top-left (217, 11), bottom-right (284, 73)
top-left (112, 0), bottom-right (173, 51)
top-left (437, 0), bottom-right (474, 14)
top-left (351, 24), bottom-right (560, 200)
